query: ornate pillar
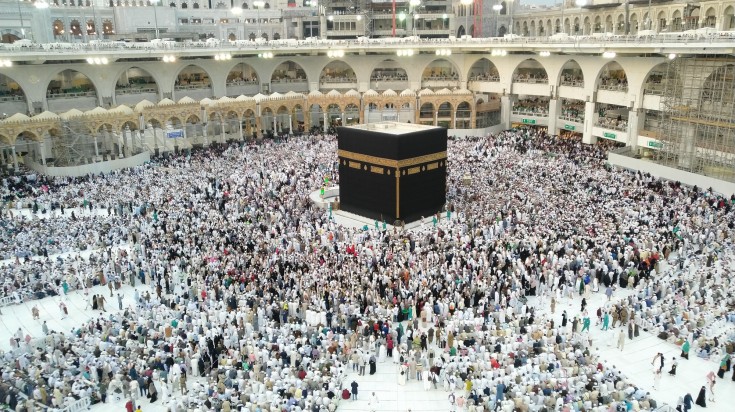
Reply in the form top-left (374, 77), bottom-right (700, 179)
top-left (11, 147), bottom-right (18, 172)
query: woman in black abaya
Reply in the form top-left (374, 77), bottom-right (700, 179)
top-left (695, 386), bottom-right (707, 407)
top-left (369, 355), bottom-right (376, 375)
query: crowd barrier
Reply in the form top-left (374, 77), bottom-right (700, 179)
top-left (61, 397), bottom-right (91, 412)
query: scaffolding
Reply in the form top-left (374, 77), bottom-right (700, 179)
top-left (656, 56), bottom-right (735, 183)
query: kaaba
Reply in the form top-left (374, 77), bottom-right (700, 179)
top-left (336, 122), bottom-right (447, 224)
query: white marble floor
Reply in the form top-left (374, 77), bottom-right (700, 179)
top-left (2, 210), bottom-right (734, 411)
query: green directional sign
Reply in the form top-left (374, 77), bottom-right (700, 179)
top-left (522, 118), bottom-right (536, 125)
top-left (564, 124), bottom-right (575, 131)
top-left (648, 141), bottom-right (663, 148)
top-left (603, 132), bottom-right (616, 139)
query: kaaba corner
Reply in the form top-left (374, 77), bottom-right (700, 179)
top-left (336, 122), bottom-right (448, 224)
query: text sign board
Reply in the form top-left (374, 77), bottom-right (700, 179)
top-left (166, 130), bottom-right (183, 138)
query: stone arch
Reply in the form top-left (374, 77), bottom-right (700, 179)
top-left (630, 13), bottom-right (639, 33)
top-left (307, 103), bottom-right (324, 132)
top-left (344, 103), bottom-right (359, 125)
top-left (291, 105), bottom-right (304, 132)
top-left (530, 21), bottom-right (536, 36)
top-left (52, 19), bottom-right (65, 37)
top-left (174, 64), bottom-right (212, 92)
top-left (15, 131), bottom-right (41, 146)
top-left (703, 7), bottom-right (717, 28)
top-left (115, 66), bottom-right (160, 97)
top-left (226, 62), bottom-right (260, 96)
top-left (436, 101), bottom-right (453, 127)
top-left (583, 16), bottom-right (591, 35)
top-left (319, 60), bottom-right (357, 87)
top-left (455, 100), bottom-right (472, 128)
top-left (46, 68), bottom-right (99, 100)
top-left (120, 120), bottom-right (138, 132)
top-left (641, 62), bottom-right (680, 96)
top-left (243, 109), bottom-right (256, 136)
top-left (325, 103), bottom-right (342, 128)
top-left (725, 6), bottom-right (735, 31)
top-left (701, 64), bottom-right (735, 106)
top-left (468, 58), bottom-right (499, 82)
top-left (656, 11), bottom-right (667, 31)
top-left (421, 59), bottom-right (460, 82)
top-left (512, 58), bottom-right (548, 83)
top-left (616, 14), bottom-right (625, 33)
top-left (370, 59), bottom-right (408, 82)
top-left (270, 60), bottom-right (308, 84)
top-left (167, 116), bottom-right (184, 129)
top-left (0, 73), bottom-right (28, 108)
top-left (419, 102), bottom-right (434, 124)
top-left (223, 110), bottom-right (240, 136)
top-left (605, 14), bottom-right (613, 32)
top-left (97, 123), bottom-right (115, 133)
top-left (70, 19), bottom-right (83, 37)
top-left (558, 59), bottom-right (584, 87)
top-left (573, 17), bottom-right (580, 34)
top-left (594, 15), bottom-right (602, 33)
top-left (595, 61), bottom-right (628, 92)
top-left (227, 62), bottom-right (259, 84)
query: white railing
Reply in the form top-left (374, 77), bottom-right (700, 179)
top-left (116, 87), bottom-right (157, 95)
top-left (598, 83), bottom-right (629, 92)
top-left (469, 76), bottom-right (500, 82)
top-left (560, 80), bottom-right (584, 87)
top-left (62, 397), bottom-right (91, 412)
top-left (320, 77), bottom-right (357, 84)
top-left (512, 109), bottom-right (549, 117)
top-left (3, 32), bottom-right (735, 56)
top-left (47, 91), bottom-right (95, 99)
top-left (0, 95), bottom-right (24, 102)
top-left (174, 84), bottom-right (210, 90)
top-left (513, 77), bottom-right (549, 84)
top-left (0, 296), bottom-right (15, 306)
top-left (271, 78), bottom-right (308, 84)
top-left (596, 121), bottom-right (627, 132)
top-left (558, 115), bottom-right (584, 123)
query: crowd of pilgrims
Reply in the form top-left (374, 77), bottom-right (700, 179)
top-left (0, 128), bottom-right (733, 412)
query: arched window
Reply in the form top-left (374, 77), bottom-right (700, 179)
top-left (181, 2), bottom-right (187, 8)
top-left (103, 20), bottom-right (114, 34)
top-left (170, 2), bottom-right (176, 7)
top-left (53, 19), bottom-right (65, 36)
top-left (193, 2), bottom-right (199, 8)
top-left (273, 32), bottom-right (280, 40)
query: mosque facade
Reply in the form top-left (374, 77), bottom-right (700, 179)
top-left (0, 0), bottom-right (733, 181)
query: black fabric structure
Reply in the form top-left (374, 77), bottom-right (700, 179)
top-left (336, 124), bottom-right (447, 224)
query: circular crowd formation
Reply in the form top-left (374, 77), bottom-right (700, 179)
top-left (0, 129), bottom-right (733, 412)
